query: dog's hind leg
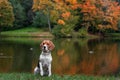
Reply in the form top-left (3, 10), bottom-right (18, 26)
top-left (34, 67), bottom-right (40, 75)
top-left (34, 60), bottom-right (40, 75)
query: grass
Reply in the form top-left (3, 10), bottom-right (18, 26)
top-left (1, 27), bottom-right (120, 38)
top-left (1, 27), bottom-right (53, 37)
top-left (0, 73), bottom-right (117, 80)
top-left (1, 37), bottom-right (53, 45)
top-left (105, 33), bottom-right (120, 37)
top-left (1, 27), bottom-right (99, 38)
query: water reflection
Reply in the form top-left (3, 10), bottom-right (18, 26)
top-left (0, 40), bottom-right (40, 73)
top-left (53, 38), bottom-right (120, 75)
top-left (0, 38), bottom-right (120, 76)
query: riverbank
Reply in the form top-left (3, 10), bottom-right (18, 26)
top-left (0, 73), bottom-right (117, 80)
top-left (1, 27), bottom-right (120, 39)
top-left (1, 27), bottom-right (54, 38)
top-left (1, 27), bottom-right (100, 38)
top-left (104, 33), bottom-right (120, 37)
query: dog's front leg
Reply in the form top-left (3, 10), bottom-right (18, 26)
top-left (39, 62), bottom-right (43, 76)
top-left (48, 64), bottom-right (51, 76)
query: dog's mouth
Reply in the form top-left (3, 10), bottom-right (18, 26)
top-left (42, 48), bottom-right (49, 53)
top-left (43, 50), bottom-right (48, 53)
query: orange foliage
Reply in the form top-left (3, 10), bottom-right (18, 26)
top-left (61, 12), bottom-right (71, 20)
top-left (32, 0), bottom-right (54, 11)
top-left (78, 0), bottom-right (120, 30)
top-left (58, 19), bottom-right (65, 25)
top-left (71, 4), bottom-right (79, 10)
top-left (33, 0), bottom-right (74, 26)
top-left (32, 0), bottom-right (120, 31)
top-left (66, 0), bottom-right (77, 4)
top-left (54, 0), bottom-right (64, 3)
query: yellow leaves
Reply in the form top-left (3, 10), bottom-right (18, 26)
top-left (80, 0), bottom-right (96, 13)
top-left (32, 0), bottom-right (53, 11)
top-left (58, 19), bottom-right (65, 25)
top-left (66, 0), bottom-right (78, 4)
top-left (71, 4), bottom-right (79, 10)
top-left (56, 5), bottom-right (62, 10)
top-left (32, 0), bottom-right (39, 11)
top-left (79, 0), bottom-right (120, 30)
top-left (54, 0), bottom-right (64, 3)
top-left (97, 24), bottom-right (117, 30)
top-left (0, 0), bottom-right (7, 3)
top-left (54, 0), bottom-right (78, 4)
top-left (61, 12), bottom-right (71, 20)
top-left (0, 0), bottom-right (14, 26)
top-left (56, 8), bottom-right (71, 25)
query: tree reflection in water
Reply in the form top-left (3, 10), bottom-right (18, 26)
top-left (52, 39), bottom-right (120, 76)
top-left (0, 38), bottom-right (120, 76)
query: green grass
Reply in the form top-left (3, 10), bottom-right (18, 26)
top-left (0, 27), bottom-right (100, 38)
top-left (1, 27), bottom-right (53, 37)
top-left (0, 73), bottom-right (118, 80)
top-left (1, 37), bottom-right (53, 45)
top-left (105, 33), bottom-right (120, 37)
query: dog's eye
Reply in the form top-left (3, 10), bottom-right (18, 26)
top-left (43, 43), bottom-right (45, 45)
top-left (47, 43), bottom-right (49, 45)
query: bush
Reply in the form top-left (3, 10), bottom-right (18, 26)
top-left (78, 28), bottom-right (88, 37)
top-left (52, 25), bottom-right (65, 37)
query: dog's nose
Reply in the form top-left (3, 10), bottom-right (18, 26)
top-left (43, 46), bottom-right (46, 49)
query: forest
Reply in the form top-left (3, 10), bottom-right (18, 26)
top-left (0, 0), bottom-right (120, 37)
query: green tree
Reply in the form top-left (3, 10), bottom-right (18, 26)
top-left (21, 0), bottom-right (33, 25)
top-left (9, 0), bottom-right (26, 28)
top-left (32, 0), bottom-right (56, 32)
top-left (0, 0), bottom-right (14, 32)
top-left (32, 11), bottom-right (48, 27)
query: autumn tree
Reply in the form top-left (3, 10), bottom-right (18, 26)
top-left (76, 0), bottom-right (120, 34)
top-left (32, 0), bottom-right (56, 32)
top-left (0, 0), bottom-right (14, 32)
top-left (32, 0), bottom-right (79, 36)
top-left (53, 0), bottom-right (79, 36)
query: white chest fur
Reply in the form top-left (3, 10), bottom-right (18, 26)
top-left (38, 52), bottom-right (52, 76)
top-left (40, 52), bottom-right (52, 64)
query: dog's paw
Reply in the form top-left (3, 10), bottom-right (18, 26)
top-left (48, 73), bottom-right (51, 77)
top-left (40, 71), bottom-right (44, 76)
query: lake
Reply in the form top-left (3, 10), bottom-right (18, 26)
top-left (0, 37), bottom-right (120, 76)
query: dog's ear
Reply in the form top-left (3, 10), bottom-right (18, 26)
top-left (49, 40), bottom-right (55, 51)
top-left (40, 41), bottom-right (44, 49)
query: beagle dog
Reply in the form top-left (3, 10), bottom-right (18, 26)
top-left (34, 40), bottom-right (55, 76)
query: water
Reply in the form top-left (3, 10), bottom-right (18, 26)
top-left (0, 37), bottom-right (120, 76)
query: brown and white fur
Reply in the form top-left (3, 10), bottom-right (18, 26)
top-left (34, 40), bottom-right (55, 76)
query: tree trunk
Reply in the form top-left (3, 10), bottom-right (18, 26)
top-left (46, 8), bottom-right (52, 32)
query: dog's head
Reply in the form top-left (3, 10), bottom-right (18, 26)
top-left (40, 40), bottom-right (55, 52)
